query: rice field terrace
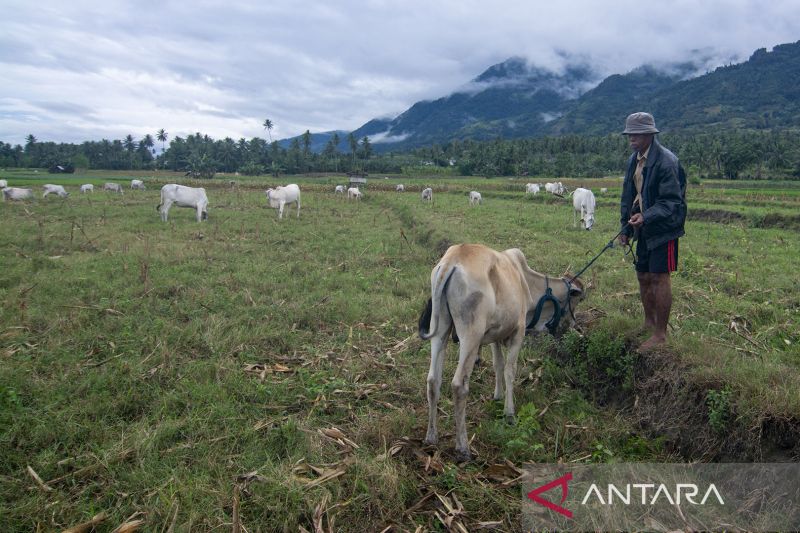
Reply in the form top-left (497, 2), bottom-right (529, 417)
top-left (1, 170), bottom-right (798, 531)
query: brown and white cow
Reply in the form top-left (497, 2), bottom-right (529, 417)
top-left (418, 243), bottom-right (584, 460)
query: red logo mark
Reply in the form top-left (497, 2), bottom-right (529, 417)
top-left (527, 472), bottom-right (573, 518)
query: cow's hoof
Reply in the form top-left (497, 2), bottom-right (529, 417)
top-left (505, 414), bottom-right (517, 425)
top-left (424, 435), bottom-right (438, 446)
top-left (454, 449), bottom-right (472, 463)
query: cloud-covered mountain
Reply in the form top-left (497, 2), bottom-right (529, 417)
top-left (282, 40), bottom-right (800, 152)
top-left (348, 57), bottom-right (604, 149)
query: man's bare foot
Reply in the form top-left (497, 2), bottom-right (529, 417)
top-left (638, 335), bottom-right (666, 352)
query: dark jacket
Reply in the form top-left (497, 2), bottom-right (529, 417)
top-left (620, 138), bottom-right (687, 250)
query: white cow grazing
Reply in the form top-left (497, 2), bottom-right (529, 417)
top-left (2, 187), bottom-right (33, 201)
top-left (572, 187), bottom-right (596, 230)
top-left (130, 179), bottom-right (146, 190)
top-left (334, 185), bottom-right (345, 195)
top-left (419, 244), bottom-right (584, 460)
top-left (347, 187), bottom-right (362, 200)
top-left (80, 184), bottom-right (94, 193)
top-left (396, 184), bottom-right (405, 192)
top-left (104, 182), bottom-right (123, 194)
top-left (265, 184), bottom-right (301, 219)
top-left (525, 183), bottom-right (540, 195)
top-left (42, 184), bottom-right (69, 198)
top-left (600, 187), bottom-right (608, 194)
top-left (421, 188), bottom-right (433, 202)
top-left (469, 191), bottom-right (482, 206)
top-left (157, 184), bottom-right (209, 222)
top-left (545, 182), bottom-right (567, 195)
top-left (0, 179), bottom-right (7, 189)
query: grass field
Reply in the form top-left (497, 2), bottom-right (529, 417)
top-left (1, 170), bottom-right (798, 531)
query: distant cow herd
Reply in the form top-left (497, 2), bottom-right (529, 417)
top-left (1, 179), bottom-right (603, 232)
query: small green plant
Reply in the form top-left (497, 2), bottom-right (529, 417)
top-left (434, 464), bottom-right (461, 492)
top-left (0, 385), bottom-right (22, 426)
top-left (706, 388), bottom-right (733, 433)
top-left (0, 386), bottom-right (20, 409)
top-left (591, 442), bottom-right (615, 462)
top-left (485, 402), bottom-right (545, 460)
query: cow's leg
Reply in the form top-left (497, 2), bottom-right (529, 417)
top-left (296, 198), bottom-right (300, 218)
top-left (491, 343), bottom-right (504, 401)
top-left (503, 333), bottom-right (524, 423)
top-left (425, 331), bottom-right (449, 446)
top-left (161, 199), bottom-right (173, 222)
top-left (452, 336), bottom-right (481, 461)
top-left (279, 200), bottom-right (285, 219)
top-left (196, 204), bottom-right (202, 222)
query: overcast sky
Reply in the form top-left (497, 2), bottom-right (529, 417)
top-left (1, 0), bottom-right (798, 147)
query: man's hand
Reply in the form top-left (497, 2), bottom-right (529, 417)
top-left (618, 234), bottom-right (629, 246)
top-left (628, 213), bottom-right (644, 228)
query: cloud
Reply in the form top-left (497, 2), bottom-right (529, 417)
top-left (1, 0), bottom-right (799, 146)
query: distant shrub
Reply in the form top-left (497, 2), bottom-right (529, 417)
top-left (239, 162), bottom-right (265, 176)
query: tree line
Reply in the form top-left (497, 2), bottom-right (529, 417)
top-left (2, 128), bottom-right (798, 180)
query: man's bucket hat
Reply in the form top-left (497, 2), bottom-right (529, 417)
top-left (622, 112), bottom-right (659, 135)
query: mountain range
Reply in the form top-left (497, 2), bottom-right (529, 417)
top-left (282, 40), bottom-right (800, 152)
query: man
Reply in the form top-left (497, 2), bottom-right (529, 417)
top-left (618, 112), bottom-right (687, 350)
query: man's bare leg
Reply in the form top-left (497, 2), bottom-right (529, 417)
top-left (640, 272), bottom-right (671, 349)
top-left (637, 272), bottom-right (656, 330)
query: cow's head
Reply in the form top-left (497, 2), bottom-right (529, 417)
top-left (582, 213), bottom-right (594, 230)
top-left (564, 277), bottom-right (586, 327)
top-left (202, 210), bottom-right (209, 221)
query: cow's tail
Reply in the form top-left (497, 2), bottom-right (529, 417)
top-left (418, 264), bottom-right (456, 340)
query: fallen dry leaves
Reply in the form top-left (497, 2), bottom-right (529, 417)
top-left (61, 512), bottom-right (108, 533)
top-left (243, 362), bottom-right (293, 380)
top-left (318, 427), bottom-right (360, 451)
top-left (292, 453), bottom-right (358, 491)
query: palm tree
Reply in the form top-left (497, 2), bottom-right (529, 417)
top-left (348, 133), bottom-right (358, 169)
top-left (123, 135), bottom-right (136, 152)
top-left (331, 132), bottom-right (340, 172)
top-left (360, 136), bottom-right (372, 161)
top-left (263, 119), bottom-right (273, 142)
top-left (140, 134), bottom-right (155, 153)
top-left (157, 129), bottom-right (168, 153)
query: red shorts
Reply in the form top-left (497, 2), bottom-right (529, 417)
top-left (636, 238), bottom-right (678, 273)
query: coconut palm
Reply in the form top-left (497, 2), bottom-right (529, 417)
top-left (263, 119), bottom-right (273, 142)
top-left (157, 129), bottom-right (168, 153)
top-left (140, 134), bottom-right (155, 152)
top-left (348, 133), bottom-right (358, 169)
